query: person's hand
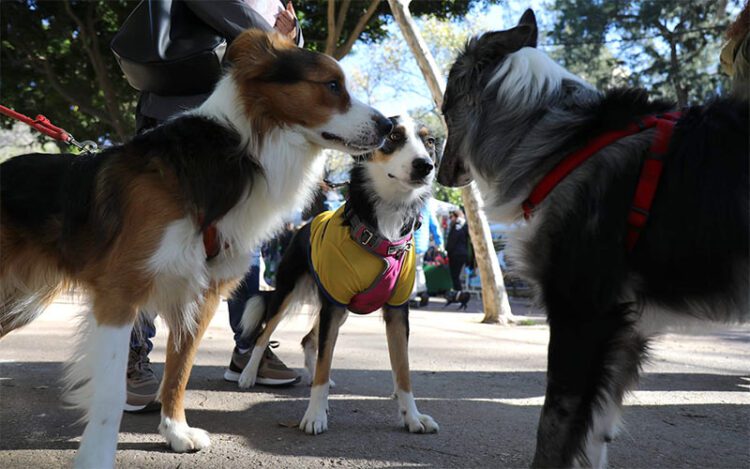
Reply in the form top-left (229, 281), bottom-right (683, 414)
top-left (274, 2), bottom-right (298, 41)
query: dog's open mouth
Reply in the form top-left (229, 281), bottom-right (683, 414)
top-left (322, 132), bottom-right (375, 153)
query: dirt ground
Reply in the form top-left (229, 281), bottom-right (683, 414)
top-left (1, 297), bottom-right (748, 468)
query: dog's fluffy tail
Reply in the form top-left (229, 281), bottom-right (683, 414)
top-left (240, 275), bottom-right (320, 338)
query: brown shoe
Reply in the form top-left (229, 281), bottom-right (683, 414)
top-left (125, 347), bottom-right (161, 413)
top-left (257, 341), bottom-right (300, 386)
top-left (224, 341), bottom-right (300, 386)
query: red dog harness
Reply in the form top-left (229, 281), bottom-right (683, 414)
top-left (522, 112), bottom-right (681, 251)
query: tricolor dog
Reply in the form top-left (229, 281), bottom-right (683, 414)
top-left (438, 9), bottom-right (748, 468)
top-left (0, 29), bottom-right (392, 467)
top-left (238, 115), bottom-right (440, 435)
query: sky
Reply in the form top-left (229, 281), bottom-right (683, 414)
top-left (339, 0), bottom-right (548, 116)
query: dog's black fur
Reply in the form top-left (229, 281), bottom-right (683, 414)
top-left (437, 9), bottom-right (749, 468)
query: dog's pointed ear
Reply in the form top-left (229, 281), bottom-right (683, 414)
top-left (227, 29), bottom-right (294, 79)
top-left (514, 8), bottom-right (538, 48)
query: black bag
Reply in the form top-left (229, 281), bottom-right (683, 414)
top-left (111, 0), bottom-right (227, 96)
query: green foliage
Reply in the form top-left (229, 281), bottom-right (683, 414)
top-left (0, 0), bottom-right (493, 145)
top-left (547, 0), bottom-right (736, 105)
top-left (297, 1), bottom-right (489, 56)
top-left (1, 1), bottom-right (138, 144)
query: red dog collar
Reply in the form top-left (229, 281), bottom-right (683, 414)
top-left (522, 112), bottom-right (681, 251)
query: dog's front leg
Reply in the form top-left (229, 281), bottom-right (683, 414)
top-left (158, 289), bottom-right (220, 452)
top-left (383, 304), bottom-right (439, 434)
top-left (299, 300), bottom-right (346, 435)
top-left (72, 298), bottom-right (137, 469)
top-left (532, 316), bottom-right (646, 468)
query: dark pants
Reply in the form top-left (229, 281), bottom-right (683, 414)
top-left (227, 265), bottom-right (261, 350)
top-left (449, 255), bottom-right (468, 291)
top-left (130, 265), bottom-right (261, 353)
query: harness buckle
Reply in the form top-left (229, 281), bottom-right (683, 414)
top-left (360, 229), bottom-right (373, 245)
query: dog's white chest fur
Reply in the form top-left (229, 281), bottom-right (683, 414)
top-left (144, 138), bottom-right (324, 337)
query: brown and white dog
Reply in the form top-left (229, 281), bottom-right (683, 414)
top-left (0, 30), bottom-right (391, 468)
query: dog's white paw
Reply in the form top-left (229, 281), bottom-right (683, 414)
top-left (237, 366), bottom-right (257, 389)
top-left (237, 347), bottom-right (264, 389)
top-left (159, 417), bottom-right (211, 452)
top-left (299, 407), bottom-right (328, 435)
top-left (402, 412), bottom-right (439, 434)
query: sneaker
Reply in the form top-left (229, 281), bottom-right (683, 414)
top-left (125, 347), bottom-right (161, 413)
top-left (223, 341), bottom-right (300, 386)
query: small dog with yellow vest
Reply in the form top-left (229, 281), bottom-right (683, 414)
top-left (239, 115), bottom-right (440, 435)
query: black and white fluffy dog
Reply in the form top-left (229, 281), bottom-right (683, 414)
top-left (238, 115), bottom-right (441, 435)
top-left (438, 9), bottom-right (748, 469)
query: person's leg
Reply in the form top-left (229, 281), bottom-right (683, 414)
top-left (449, 256), bottom-right (466, 291)
top-left (227, 265), bottom-right (261, 350)
top-left (225, 264), bottom-right (299, 386)
top-left (125, 313), bottom-right (160, 413)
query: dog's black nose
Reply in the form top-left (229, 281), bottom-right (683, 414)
top-left (374, 115), bottom-right (394, 137)
top-left (412, 158), bottom-right (434, 178)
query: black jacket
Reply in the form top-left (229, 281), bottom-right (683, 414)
top-left (446, 220), bottom-right (469, 259)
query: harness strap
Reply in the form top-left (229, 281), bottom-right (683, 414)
top-left (522, 112), bottom-right (681, 251)
top-left (343, 202), bottom-right (413, 258)
top-left (625, 115), bottom-right (678, 250)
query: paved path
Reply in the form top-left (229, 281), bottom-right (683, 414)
top-left (1, 298), bottom-right (748, 468)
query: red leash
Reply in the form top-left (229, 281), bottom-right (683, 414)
top-left (0, 104), bottom-right (97, 152)
top-left (522, 112), bottom-right (681, 251)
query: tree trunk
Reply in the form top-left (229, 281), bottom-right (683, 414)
top-left (387, 0), bottom-right (513, 325)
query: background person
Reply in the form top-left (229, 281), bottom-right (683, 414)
top-left (445, 209), bottom-right (469, 292)
top-left (126, 0), bottom-right (304, 413)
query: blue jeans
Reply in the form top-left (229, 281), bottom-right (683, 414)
top-left (226, 265), bottom-right (261, 350)
top-left (130, 265), bottom-right (261, 353)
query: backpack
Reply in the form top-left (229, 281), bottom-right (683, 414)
top-left (111, 0), bottom-right (227, 96)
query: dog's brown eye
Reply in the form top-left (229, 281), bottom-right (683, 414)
top-left (326, 80), bottom-right (341, 96)
top-left (426, 137), bottom-right (435, 147)
top-left (389, 132), bottom-right (402, 142)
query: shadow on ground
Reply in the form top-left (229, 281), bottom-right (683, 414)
top-left (1, 362), bottom-right (748, 468)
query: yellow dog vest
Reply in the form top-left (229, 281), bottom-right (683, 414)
top-left (309, 205), bottom-right (415, 314)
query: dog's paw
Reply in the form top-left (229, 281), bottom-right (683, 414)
top-left (159, 418), bottom-right (211, 452)
top-left (237, 366), bottom-right (257, 389)
top-left (403, 412), bottom-right (439, 434)
top-left (299, 408), bottom-right (328, 435)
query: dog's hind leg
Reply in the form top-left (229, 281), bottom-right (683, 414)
top-left (531, 315), bottom-right (647, 469)
top-left (299, 299), bottom-right (346, 435)
top-left (383, 304), bottom-right (439, 434)
top-left (158, 288), bottom-right (220, 453)
top-left (67, 295), bottom-right (137, 469)
top-left (239, 226), bottom-right (313, 388)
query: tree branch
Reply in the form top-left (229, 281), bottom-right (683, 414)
top-left (334, 0), bottom-right (379, 60)
top-left (35, 58), bottom-right (116, 127)
top-left (325, 0), bottom-right (336, 55)
top-left (334, 0), bottom-right (351, 41)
